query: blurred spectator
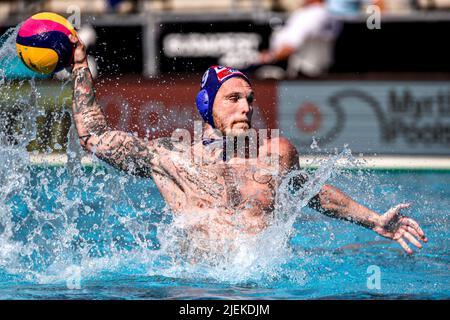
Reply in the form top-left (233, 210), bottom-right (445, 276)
top-left (326, 0), bottom-right (391, 15)
top-left (255, 0), bottom-right (342, 78)
top-left (326, 0), bottom-right (364, 14)
top-left (107, 0), bottom-right (138, 13)
top-left (108, 0), bottom-right (124, 7)
top-left (411, 0), bottom-right (450, 10)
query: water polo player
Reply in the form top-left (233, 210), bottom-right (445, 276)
top-left (69, 35), bottom-right (427, 255)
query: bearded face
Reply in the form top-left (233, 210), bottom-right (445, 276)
top-left (212, 77), bottom-right (254, 137)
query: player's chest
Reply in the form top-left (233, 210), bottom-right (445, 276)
top-left (196, 163), bottom-right (278, 203)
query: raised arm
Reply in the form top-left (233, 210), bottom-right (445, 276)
top-left (70, 35), bottom-right (157, 177)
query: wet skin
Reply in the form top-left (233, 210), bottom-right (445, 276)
top-left (69, 35), bottom-right (428, 254)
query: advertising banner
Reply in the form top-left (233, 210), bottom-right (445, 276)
top-left (157, 21), bottom-right (272, 73)
top-left (11, 80), bottom-right (449, 156)
top-left (95, 77), bottom-right (277, 140)
top-left (278, 82), bottom-right (450, 155)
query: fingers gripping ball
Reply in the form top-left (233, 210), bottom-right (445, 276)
top-left (16, 12), bottom-right (77, 74)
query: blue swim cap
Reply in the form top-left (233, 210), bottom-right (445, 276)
top-left (196, 65), bottom-right (250, 128)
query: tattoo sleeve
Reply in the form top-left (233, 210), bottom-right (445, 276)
top-left (288, 173), bottom-right (324, 212)
top-left (290, 174), bottom-right (378, 228)
top-left (72, 67), bottom-right (156, 177)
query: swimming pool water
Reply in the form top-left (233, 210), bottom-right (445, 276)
top-left (0, 163), bottom-right (448, 300)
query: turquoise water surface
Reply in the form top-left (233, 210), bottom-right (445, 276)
top-left (0, 161), bottom-right (448, 300)
top-left (0, 22), bottom-right (448, 300)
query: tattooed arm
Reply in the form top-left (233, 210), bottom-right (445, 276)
top-left (301, 181), bottom-right (427, 254)
top-left (283, 140), bottom-right (427, 254)
top-left (69, 35), bottom-right (158, 177)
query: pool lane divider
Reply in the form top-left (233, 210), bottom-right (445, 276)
top-left (27, 153), bottom-right (450, 171)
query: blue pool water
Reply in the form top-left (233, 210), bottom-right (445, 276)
top-left (0, 156), bottom-right (448, 299)
top-left (0, 22), bottom-right (448, 300)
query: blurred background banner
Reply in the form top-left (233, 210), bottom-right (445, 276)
top-left (157, 20), bottom-right (272, 73)
top-left (95, 77), bottom-right (278, 139)
top-left (0, 0), bottom-right (449, 155)
top-left (278, 82), bottom-right (450, 155)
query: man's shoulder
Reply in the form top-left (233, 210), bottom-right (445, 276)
top-left (259, 136), bottom-right (299, 157)
top-left (258, 136), bottom-right (300, 172)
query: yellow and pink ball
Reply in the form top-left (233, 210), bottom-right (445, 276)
top-left (16, 12), bottom-right (76, 74)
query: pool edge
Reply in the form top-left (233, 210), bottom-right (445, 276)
top-left (27, 153), bottom-right (450, 171)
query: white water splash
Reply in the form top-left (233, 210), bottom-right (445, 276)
top-left (0, 26), bottom-right (362, 287)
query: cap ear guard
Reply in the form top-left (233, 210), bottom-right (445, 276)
top-left (196, 89), bottom-right (214, 127)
